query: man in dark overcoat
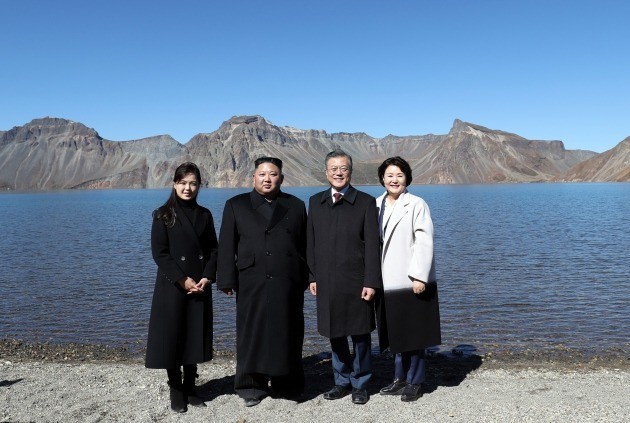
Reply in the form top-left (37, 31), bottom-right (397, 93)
top-left (307, 149), bottom-right (382, 405)
top-left (218, 157), bottom-right (308, 407)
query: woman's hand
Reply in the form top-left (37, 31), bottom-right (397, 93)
top-left (191, 278), bottom-right (210, 294)
top-left (178, 277), bottom-right (205, 294)
top-left (412, 279), bottom-right (426, 294)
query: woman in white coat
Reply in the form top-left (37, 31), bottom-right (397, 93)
top-left (376, 157), bottom-right (441, 402)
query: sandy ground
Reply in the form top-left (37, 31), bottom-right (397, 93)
top-left (1, 341), bottom-right (628, 422)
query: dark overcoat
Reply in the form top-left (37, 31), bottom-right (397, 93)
top-left (217, 191), bottom-right (308, 376)
top-left (145, 203), bottom-right (218, 369)
top-left (306, 186), bottom-right (382, 339)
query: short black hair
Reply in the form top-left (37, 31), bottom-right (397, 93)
top-left (254, 156), bottom-right (283, 171)
top-left (377, 156), bottom-right (413, 186)
top-left (325, 149), bottom-right (353, 170)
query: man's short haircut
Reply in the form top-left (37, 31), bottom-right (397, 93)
top-left (325, 149), bottom-right (353, 170)
top-left (254, 156), bottom-right (283, 172)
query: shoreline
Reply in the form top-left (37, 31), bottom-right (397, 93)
top-left (2, 339), bottom-right (628, 422)
top-left (1, 338), bottom-right (627, 371)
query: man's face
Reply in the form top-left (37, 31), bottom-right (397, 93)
top-left (326, 156), bottom-right (352, 190)
top-left (253, 162), bottom-right (282, 198)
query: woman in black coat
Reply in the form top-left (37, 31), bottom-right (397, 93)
top-left (145, 162), bottom-right (218, 413)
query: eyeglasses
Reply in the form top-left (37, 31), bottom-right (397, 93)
top-left (327, 166), bottom-right (350, 173)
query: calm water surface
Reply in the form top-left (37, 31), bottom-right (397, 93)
top-left (1, 184), bottom-right (628, 356)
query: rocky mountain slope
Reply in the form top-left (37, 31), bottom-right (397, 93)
top-left (0, 115), bottom-right (623, 190)
top-left (561, 136), bottom-right (630, 182)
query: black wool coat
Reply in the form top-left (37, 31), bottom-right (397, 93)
top-left (217, 191), bottom-right (308, 376)
top-left (306, 186), bottom-right (382, 339)
top-left (145, 203), bottom-right (218, 369)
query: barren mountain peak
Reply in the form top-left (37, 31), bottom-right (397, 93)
top-left (27, 117), bottom-right (78, 126)
top-left (225, 115), bottom-right (268, 125)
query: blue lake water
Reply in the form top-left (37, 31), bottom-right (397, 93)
top-left (0, 183), bottom-right (628, 357)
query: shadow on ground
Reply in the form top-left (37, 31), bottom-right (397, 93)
top-left (0, 378), bottom-right (24, 388)
top-left (299, 347), bottom-right (483, 401)
top-left (157, 346), bottom-right (483, 403)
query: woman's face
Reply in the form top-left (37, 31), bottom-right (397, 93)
top-left (174, 173), bottom-right (199, 201)
top-left (383, 165), bottom-right (407, 199)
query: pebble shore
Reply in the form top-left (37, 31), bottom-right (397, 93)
top-left (1, 339), bottom-right (628, 422)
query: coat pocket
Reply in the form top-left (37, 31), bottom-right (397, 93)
top-left (236, 254), bottom-right (255, 270)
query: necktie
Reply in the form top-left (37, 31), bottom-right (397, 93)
top-left (333, 192), bottom-right (342, 203)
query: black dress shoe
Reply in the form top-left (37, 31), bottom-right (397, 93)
top-left (380, 378), bottom-right (408, 395)
top-left (400, 383), bottom-right (423, 402)
top-left (187, 393), bottom-right (206, 407)
top-left (351, 388), bottom-right (369, 405)
top-left (323, 385), bottom-right (351, 400)
top-left (243, 397), bottom-right (262, 407)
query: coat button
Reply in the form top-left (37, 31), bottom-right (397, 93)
top-left (266, 251), bottom-right (271, 256)
top-left (198, 254), bottom-right (204, 260)
top-left (266, 274), bottom-right (272, 279)
top-left (180, 256), bottom-right (186, 261)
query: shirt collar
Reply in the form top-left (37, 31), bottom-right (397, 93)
top-left (331, 185), bottom-right (350, 198)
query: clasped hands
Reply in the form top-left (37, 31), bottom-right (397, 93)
top-left (179, 277), bottom-right (210, 295)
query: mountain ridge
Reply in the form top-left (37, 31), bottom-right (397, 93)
top-left (0, 115), bottom-right (625, 190)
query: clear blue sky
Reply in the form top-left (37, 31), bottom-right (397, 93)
top-left (1, 0), bottom-right (628, 152)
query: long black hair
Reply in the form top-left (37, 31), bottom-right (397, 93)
top-left (153, 162), bottom-right (202, 228)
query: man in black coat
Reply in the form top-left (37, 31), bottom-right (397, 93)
top-left (307, 149), bottom-right (382, 405)
top-left (218, 157), bottom-right (308, 407)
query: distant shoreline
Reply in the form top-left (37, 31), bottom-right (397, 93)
top-left (2, 180), bottom-right (629, 193)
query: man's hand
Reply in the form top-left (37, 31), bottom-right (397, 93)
top-left (361, 287), bottom-right (375, 301)
top-left (220, 288), bottom-right (234, 296)
top-left (309, 282), bottom-right (317, 296)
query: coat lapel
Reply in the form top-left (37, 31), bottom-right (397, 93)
top-left (320, 185), bottom-right (357, 208)
top-left (382, 191), bottom-right (410, 249)
top-left (319, 188), bottom-right (334, 207)
top-left (267, 195), bottom-right (290, 230)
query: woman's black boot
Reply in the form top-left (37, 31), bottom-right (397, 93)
top-left (168, 382), bottom-right (188, 412)
top-left (167, 367), bottom-right (187, 413)
top-left (183, 364), bottom-right (206, 407)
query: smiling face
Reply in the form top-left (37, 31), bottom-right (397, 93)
top-left (253, 162), bottom-right (283, 199)
top-left (325, 156), bottom-right (352, 191)
top-left (174, 173), bottom-right (199, 201)
top-left (383, 165), bottom-right (407, 199)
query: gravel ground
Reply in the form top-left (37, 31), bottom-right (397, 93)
top-left (1, 340), bottom-right (628, 422)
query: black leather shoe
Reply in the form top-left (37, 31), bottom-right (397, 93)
top-left (323, 385), bottom-right (351, 400)
top-left (380, 378), bottom-right (407, 395)
top-left (351, 388), bottom-right (369, 405)
top-left (187, 393), bottom-right (206, 407)
top-left (400, 383), bottom-right (423, 402)
top-left (243, 397), bottom-right (262, 407)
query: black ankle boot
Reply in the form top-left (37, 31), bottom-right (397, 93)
top-left (168, 382), bottom-right (188, 413)
top-left (183, 365), bottom-right (206, 407)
